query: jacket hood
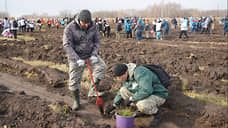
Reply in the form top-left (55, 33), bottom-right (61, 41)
top-left (126, 63), bottom-right (137, 79)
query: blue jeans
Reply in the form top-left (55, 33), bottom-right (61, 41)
top-left (223, 28), bottom-right (228, 36)
top-left (163, 28), bottom-right (169, 35)
top-left (136, 31), bottom-right (142, 40)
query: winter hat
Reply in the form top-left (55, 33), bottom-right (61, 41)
top-left (113, 64), bottom-right (128, 77)
top-left (78, 9), bottom-right (92, 23)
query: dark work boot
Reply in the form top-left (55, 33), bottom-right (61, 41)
top-left (135, 111), bottom-right (146, 117)
top-left (150, 110), bottom-right (161, 127)
top-left (71, 89), bottom-right (80, 110)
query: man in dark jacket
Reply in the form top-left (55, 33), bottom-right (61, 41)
top-left (63, 9), bottom-right (106, 111)
top-left (116, 20), bottom-right (122, 41)
top-left (171, 17), bottom-right (177, 29)
top-left (106, 63), bottom-right (168, 126)
top-left (103, 20), bottom-right (111, 38)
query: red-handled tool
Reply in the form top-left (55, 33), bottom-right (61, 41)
top-left (85, 60), bottom-right (104, 115)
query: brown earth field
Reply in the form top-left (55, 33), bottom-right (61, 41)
top-left (0, 22), bottom-right (228, 128)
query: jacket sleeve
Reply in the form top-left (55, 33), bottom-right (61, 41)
top-left (62, 25), bottom-right (80, 61)
top-left (113, 91), bottom-right (123, 106)
top-left (132, 67), bottom-right (153, 101)
top-left (91, 26), bottom-right (101, 56)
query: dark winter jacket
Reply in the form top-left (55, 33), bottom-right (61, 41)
top-left (171, 18), bottom-right (177, 25)
top-left (135, 19), bottom-right (144, 32)
top-left (223, 19), bottom-right (228, 36)
top-left (104, 23), bottom-right (111, 32)
top-left (162, 20), bottom-right (170, 30)
top-left (63, 16), bottom-right (101, 62)
top-left (117, 23), bottom-right (122, 32)
top-left (145, 23), bottom-right (151, 31)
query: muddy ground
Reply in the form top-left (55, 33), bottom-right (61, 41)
top-left (0, 21), bottom-right (227, 128)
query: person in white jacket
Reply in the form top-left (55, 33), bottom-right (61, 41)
top-left (156, 19), bottom-right (163, 40)
top-left (179, 18), bottom-right (189, 39)
top-left (3, 17), bottom-right (9, 30)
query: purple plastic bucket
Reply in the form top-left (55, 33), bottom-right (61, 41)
top-left (115, 113), bottom-right (135, 128)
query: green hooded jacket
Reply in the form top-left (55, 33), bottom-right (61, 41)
top-left (114, 63), bottom-right (168, 106)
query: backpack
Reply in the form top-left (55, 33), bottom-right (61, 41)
top-left (142, 64), bottom-right (171, 88)
top-left (13, 20), bottom-right (18, 27)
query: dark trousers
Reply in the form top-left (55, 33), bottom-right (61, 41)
top-left (22, 25), bottom-right (26, 32)
top-left (30, 28), bottom-right (34, 32)
top-left (126, 30), bottom-right (132, 38)
top-left (48, 24), bottom-right (51, 29)
top-left (200, 28), bottom-right (210, 34)
top-left (179, 30), bottom-right (188, 38)
top-left (11, 30), bottom-right (17, 39)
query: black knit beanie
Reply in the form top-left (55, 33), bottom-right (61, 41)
top-left (113, 64), bottom-right (128, 77)
top-left (79, 9), bottom-right (92, 23)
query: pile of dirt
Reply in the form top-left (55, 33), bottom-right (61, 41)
top-left (0, 85), bottom-right (110, 128)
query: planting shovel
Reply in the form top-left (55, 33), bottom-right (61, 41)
top-left (85, 60), bottom-right (104, 115)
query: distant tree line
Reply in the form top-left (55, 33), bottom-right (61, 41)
top-left (92, 2), bottom-right (227, 18)
top-left (0, 12), bottom-right (9, 18)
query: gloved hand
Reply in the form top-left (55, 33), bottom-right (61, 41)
top-left (124, 97), bottom-right (133, 106)
top-left (76, 59), bottom-right (84, 66)
top-left (90, 56), bottom-right (98, 63)
top-left (105, 105), bottom-right (116, 114)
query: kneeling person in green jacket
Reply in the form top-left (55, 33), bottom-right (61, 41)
top-left (106, 63), bottom-right (168, 126)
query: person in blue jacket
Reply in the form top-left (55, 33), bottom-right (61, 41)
top-left (190, 20), bottom-right (197, 32)
top-left (124, 19), bottom-right (132, 38)
top-left (162, 19), bottom-right (170, 36)
top-left (134, 18), bottom-right (144, 41)
top-left (222, 16), bottom-right (228, 37)
top-left (105, 63), bottom-right (168, 126)
top-left (197, 19), bottom-right (202, 32)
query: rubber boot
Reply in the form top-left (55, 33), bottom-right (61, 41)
top-left (88, 79), bottom-right (104, 97)
top-left (150, 110), bottom-right (161, 127)
top-left (71, 89), bottom-right (80, 110)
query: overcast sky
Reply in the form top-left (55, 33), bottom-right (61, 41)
top-left (0, 0), bottom-right (227, 16)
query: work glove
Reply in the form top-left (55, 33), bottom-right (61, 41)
top-left (124, 96), bottom-right (133, 106)
top-left (105, 105), bottom-right (116, 114)
top-left (90, 56), bottom-right (98, 63)
top-left (76, 59), bottom-right (85, 67)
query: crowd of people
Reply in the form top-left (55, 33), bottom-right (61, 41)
top-left (0, 16), bottom-right (69, 39)
top-left (0, 15), bottom-right (227, 40)
top-left (92, 15), bottom-right (228, 43)
top-left (113, 16), bottom-right (228, 41)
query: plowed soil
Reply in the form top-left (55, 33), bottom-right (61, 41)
top-left (0, 22), bottom-right (227, 128)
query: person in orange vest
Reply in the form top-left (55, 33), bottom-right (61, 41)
top-left (56, 20), bottom-right (60, 30)
top-left (41, 19), bottom-right (45, 31)
top-left (47, 19), bottom-right (51, 30)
